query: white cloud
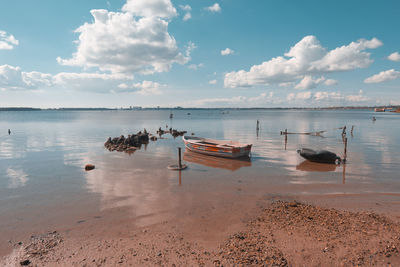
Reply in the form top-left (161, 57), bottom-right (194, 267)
top-left (324, 79), bottom-right (338, 86)
top-left (54, 72), bottom-right (134, 93)
top-left (294, 76), bottom-right (325, 90)
top-left (288, 90), bottom-right (369, 104)
top-left (221, 48), bottom-right (234, 56)
top-left (117, 80), bottom-right (164, 95)
top-left (188, 63), bottom-right (204, 70)
top-left (183, 12), bottom-right (192, 21)
top-left (209, 79), bottom-right (217, 84)
top-left (0, 30), bottom-right (19, 50)
top-left (0, 64), bottom-right (140, 93)
top-left (122, 0), bottom-right (177, 18)
top-left (310, 38), bottom-right (382, 72)
top-left (286, 93), bottom-right (295, 101)
top-left (190, 92), bottom-right (276, 107)
top-left (279, 82), bottom-right (295, 87)
top-left (224, 35), bottom-right (382, 88)
top-left (0, 65), bottom-right (53, 91)
top-left (179, 4), bottom-right (191, 11)
top-left (294, 91), bottom-right (312, 100)
top-left (205, 3), bottom-right (221, 13)
top-left (345, 90), bottom-right (369, 102)
top-left (179, 4), bottom-right (192, 21)
top-left (57, 7), bottom-right (191, 74)
top-left (388, 52), bottom-right (400, 62)
top-left (364, 69), bottom-right (400, 83)
top-left (313, 91), bottom-right (344, 101)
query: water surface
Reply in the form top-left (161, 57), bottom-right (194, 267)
top-left (1, 109), bottom-right (399, 254)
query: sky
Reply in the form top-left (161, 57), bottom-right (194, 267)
top-left (0, 0), bottom-right (400, 108)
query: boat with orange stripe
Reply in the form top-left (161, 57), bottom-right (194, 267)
top-left (182, 136), bottom-right (252, 158)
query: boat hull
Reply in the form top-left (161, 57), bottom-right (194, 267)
top-left (297, 148), bottom-right (340, 164)
top-left (183, 136), bottom-right (252, 158)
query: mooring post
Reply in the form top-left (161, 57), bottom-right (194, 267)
top-left (342, 126), bottom-right (346, 136)
top-left (178, 147), bottom-right (182, 169)
top-left (344, 137), bottom-right (348, 162)
top-left (284, 129), bottom-right (288, 150)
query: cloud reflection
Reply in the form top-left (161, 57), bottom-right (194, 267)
top-left (7, 167), bottom-right (28, 188)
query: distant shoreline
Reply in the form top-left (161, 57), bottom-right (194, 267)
top-left (1, 105), bottom-right (399, 111)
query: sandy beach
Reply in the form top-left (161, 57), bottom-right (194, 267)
top-left (2, 192), bottom-right (400, 266)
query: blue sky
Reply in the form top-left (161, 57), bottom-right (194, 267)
top-left (0, 0), bottom-right (399, 108)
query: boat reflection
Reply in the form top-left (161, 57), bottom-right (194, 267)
top-left (296, 160), bottom-right (337, 172)
top-left (183, 151), bottom-right (251, 171)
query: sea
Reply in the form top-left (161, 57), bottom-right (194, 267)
top-left (0, 109), bottom-right (399, 254)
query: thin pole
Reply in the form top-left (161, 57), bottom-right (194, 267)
top-left (284, 129), bottom-right (287, 150)
top-left (178, 147), bottom-right (182, 169)
top-left (344, 137), bottom-right (348, 162)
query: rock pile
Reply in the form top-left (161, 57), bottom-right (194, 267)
top-left (104, 131), bottom-right (149, 152)
top-left (156, 127), bottom-right (187, 138)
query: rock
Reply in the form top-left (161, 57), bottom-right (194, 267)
top-left (105, 131), bottom-right (149, 153)
top-left (85, 164), bottom-right (95, 171)
top-left (150, 136), bottom-right (157, 141)
top-left (20, 259), bottom-right (31, 265)
top-left (104, 137), bottom-right (111, 146)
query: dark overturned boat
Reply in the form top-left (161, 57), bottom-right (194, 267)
top-left (297, 148), bottom-right (341, 164)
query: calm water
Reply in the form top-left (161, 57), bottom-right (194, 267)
top-left (1, 109), bottom-right (400, 247)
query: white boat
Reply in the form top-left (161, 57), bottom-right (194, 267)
top-left (182, 136), bottom-right (252, 158)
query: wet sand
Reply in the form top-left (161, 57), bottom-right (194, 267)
top-left (2, 190), bottom-right (400, 266)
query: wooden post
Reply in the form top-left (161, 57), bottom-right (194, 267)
top-left (178, 147), bottom-right (182, 169)
top-left (284, 129), bottom-right (288, 150)
top-left (344, 137), bottom-right (348, 162)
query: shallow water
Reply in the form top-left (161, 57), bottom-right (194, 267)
top-left (1, 109), bottom-right (400, 253)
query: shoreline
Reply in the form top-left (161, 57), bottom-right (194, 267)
top-left (3, 194), bottom-right (400, 266)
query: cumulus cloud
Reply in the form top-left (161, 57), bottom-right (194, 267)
top-left (294, 76), bottom-right (325, 90)
top-left (179, 4), bottom-right (192, 21)
top-left (388, 52), bottom-right (400, 62)
top-left (313, 91), bottom-right (344, 101)
top-left (57, 6), bottom-right (191, 74)
top-left (0, 30), bottom-right (19, 50)
top-left (224, 35), bottom-right (382, 88)
top-left (0, 64), bottom-right (166, 94)
top-left (288, 90), bottom-right (369, 104)
top-left (345, 90), bottom-right (369, 102)
top-left (221, 48), bottom-right (234, 56)
top-left (190, 92), bottom-right (275, 107)
top-left (0, 65), bottom-right (53, 91)
top-left (117, 80), bottom-right (164, 95)
top-left (287, 91), bottom-right (312, 100)
top-left (205, 3), bottom-right (221, 13)
top-left (364, 69), bottom-right (400, 83)
top-left (53, 72), bottom-right (134, 93)
top-left (209, 79), bottom-right (217, 84)
top-left (122, 0), bottom-right (177, 18)
top-left (324, 79), bottom-right (338, 86)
